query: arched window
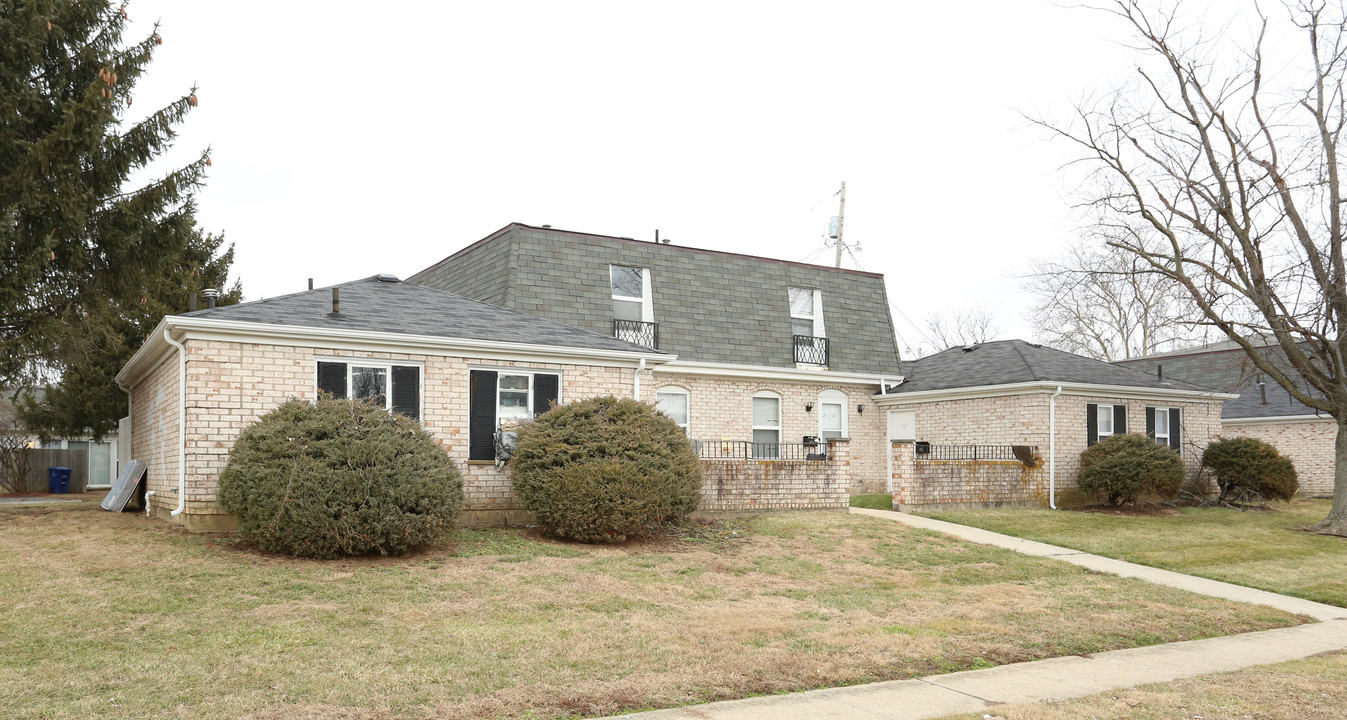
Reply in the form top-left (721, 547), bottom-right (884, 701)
top-left (752, 391), bottom-right (782, 458)
top-left (655, 386), bottom-right (690, 435)
top-left (818, 389), bottom-right (848, 439)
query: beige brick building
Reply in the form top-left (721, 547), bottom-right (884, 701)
top-left (875, 340), bottom-right (1230, 509)
top-left (116, 277), bottom-right (885, 530)
top-left (1116, 342), bottom-right (1338, 497)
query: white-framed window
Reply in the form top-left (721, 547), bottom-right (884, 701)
top-left (788, 287), bottom-right (822, 338)
top-left (818, 389), bottom-right (848, 440)
top-left (497, 373), bottom-right (532, 425)
top-left (468, 368), bottom-right (561, 461)
top-left (316, 359), bottom-right (423, 419)
top-left (1097, 404), bottom-right (1114, 439)
top-left (655, 386), bottom-right (690, 435)
top-left (752, 391), bottom-right (782, 458)
top-left (611, 265), bottom-right (653, 322)
top-left (1154, 408), bottom-right (1169, 445)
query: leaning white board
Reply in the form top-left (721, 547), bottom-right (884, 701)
top-left (101, 460), bottom-right (147, 512)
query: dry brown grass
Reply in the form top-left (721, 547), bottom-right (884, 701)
top-left (0, 504), bottom-right (1306, 720)
top-left (939, 651), bottom-right (1347, 720)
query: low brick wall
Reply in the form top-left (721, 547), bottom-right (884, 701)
top-left (698, 439), bottom-right (851, 512)
top-left (891, 441), bottom-right (1047, 510)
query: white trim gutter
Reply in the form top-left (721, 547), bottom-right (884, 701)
top-left (117, 316), bottom-right (673, 388)
top-left (871, 380), bottom-right (1235, 405)
top-left (1049, 385), bottom-right (1062, 510)
top-left (162, 329), bottom-right (187, 517)
top-left (657, 360), bottom-right (897, 386)
top-left (1223, 413), bottom-right (1332, 425)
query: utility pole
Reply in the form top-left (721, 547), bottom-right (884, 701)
top-left (833, 181), bottom-right (847, 268)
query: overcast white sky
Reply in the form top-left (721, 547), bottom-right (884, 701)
top-left (119, 0), bottom-right (1253, 358)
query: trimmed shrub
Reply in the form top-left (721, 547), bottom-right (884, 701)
top-left (511, 395), bottom-right (702, 542)
top-left (1076, 433), bottom-right (1185, 505)
top-left (1202, 436), bottom-right (1299, 502)
top-left (218, 396), bottom-right (463, 558)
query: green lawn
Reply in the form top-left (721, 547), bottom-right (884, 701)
top-left (0, 504), bottom-right (1305, 720)
top-left (925, 499), bottom-right (1347, 607)
top-left (850, 493), bottom-right (894, 510)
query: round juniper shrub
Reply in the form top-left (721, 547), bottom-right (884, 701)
top-left (510, 395), bottom-right (703, 543)
top-left (1201, 436), bottom-right (1299, 502)
top-left (218, 396), bottom-right (463, 559)
top-left (1076, 433), bottom-right (1185, 505)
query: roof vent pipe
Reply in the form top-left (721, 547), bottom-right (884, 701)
top-left (1259, 382), bottom-right (1267, 405)
top-left (331, 287), bottom-right (340, 315)
top-left (202, 288), bottom-right (219, 308)
top-left (1157, 364), bottom-right (1163, 381)
top-left (308, 278), bottom-right (314, 290)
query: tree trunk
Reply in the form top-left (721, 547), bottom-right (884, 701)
top-left (1311, 418), bottom-right (1347, 535)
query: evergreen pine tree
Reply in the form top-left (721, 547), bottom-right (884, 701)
top-left (1, 1), bottom-right (240, 440)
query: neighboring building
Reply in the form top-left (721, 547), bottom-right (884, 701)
top-left (875, 340), bottom-right (1230, 510)
top-left (1116, 341), bottom-right (1336, 496)
top-left (115, 276), bottom-right (854, 530)
top-left (1, 388), bottom-right (121, 491)
top-left (408, 223), bottom-right (904, 492)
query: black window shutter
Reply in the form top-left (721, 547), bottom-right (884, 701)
top-left (533, 373), bottom-right (559, 417)
top-left (1145, 407), bottom-right (1156, 439)
top-left (391, 366), bottom-right (420, 419)
top-left (1086, 403), bottom-right (1098, 446)
top-left (1170, 408), bottom-right (1182, 452)
top-left (1114, 405), bottom-right (1127, 434)
top-left (469, 370), bottom-right (498, 461)
top-left (317, 361), bottom-right (347, 398)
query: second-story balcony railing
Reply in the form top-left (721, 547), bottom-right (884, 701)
top-left (793, 335), bottom-right (829, 365)
top-left (614, 319), bottom-right (659, 350)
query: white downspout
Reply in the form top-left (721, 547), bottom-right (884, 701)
top-left (1049, 385), bottom-right (1063, 510)
top-left (163, 329), bottom-right (187, 517)
top-left (633, 358), bottom-right (646, 399)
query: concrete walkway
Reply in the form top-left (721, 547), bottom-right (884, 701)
top-left (852, 507), bottom-right (1347, 622)
top-left (594, 508), bottom-right (1347, 720)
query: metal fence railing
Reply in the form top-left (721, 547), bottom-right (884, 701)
top-left (694, 440), bottom-right (829, 461)
top-left (613, 319), bottom-right (659, 350)
top-left (914, 444), bottom-right (1037, 465)
top-left (792, 335), bottom-right (830, 365)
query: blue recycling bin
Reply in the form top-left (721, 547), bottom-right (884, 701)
top-left (47, 467), bottom-right (71, 494)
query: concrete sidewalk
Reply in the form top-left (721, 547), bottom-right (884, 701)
top-left (593, 508), bottom-right (1347, 720)
top-left (598, 621), bottom-right (1347, 720)
top-left (851, 507), bottom-right (1347, 622)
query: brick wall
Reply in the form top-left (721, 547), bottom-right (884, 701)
top-left (879, 391), bottom-right (1224, 505)
top-left (128, 338), bottom-right (887, 527)
top-left (698, 440), bottom-right (851, 512)
top-left (647, 373), bottom-right (888, 492)
top-left (1222, 418), bottom-right (1338, 497)
top-left (890, 441), bottom-right (1047, 509)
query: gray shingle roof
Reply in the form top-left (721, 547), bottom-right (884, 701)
top-left (181, 276), bottom-right (663, 354)
top-left (1114, 344), bottom-right (1321, 419)
top-left (408, 223), bottom-right (902, 375)
top-left (889, 339), bottom-right (1218, 394)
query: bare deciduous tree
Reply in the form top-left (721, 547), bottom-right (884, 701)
top-left (1022, 243), bottom-right (1204, 361)
top-left (924, 305), bottom-right (1002, 350)
top-left (0, 406), bottom-right (31, 494)
top-left (1036, 0), bottom-right (1347, 533)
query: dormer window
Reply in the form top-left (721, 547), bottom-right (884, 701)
top-left (611, 265), bottom-right (658, 348)
top-left (789, 287), bottom-right (828, 365)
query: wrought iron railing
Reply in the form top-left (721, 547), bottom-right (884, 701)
top-left (614, 319), bottom-right (659, 349)
top-left (694, 440), bottom-right (829, 461)
top-left (793, 335), bottom-right (830, 365)
top-left (914, 444), bottom-right (1038, 465)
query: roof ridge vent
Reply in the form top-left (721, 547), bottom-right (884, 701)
top-left (376, 273), bottom-right (400, 283)
top-left (961, 344), bottom-right (978, 352)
